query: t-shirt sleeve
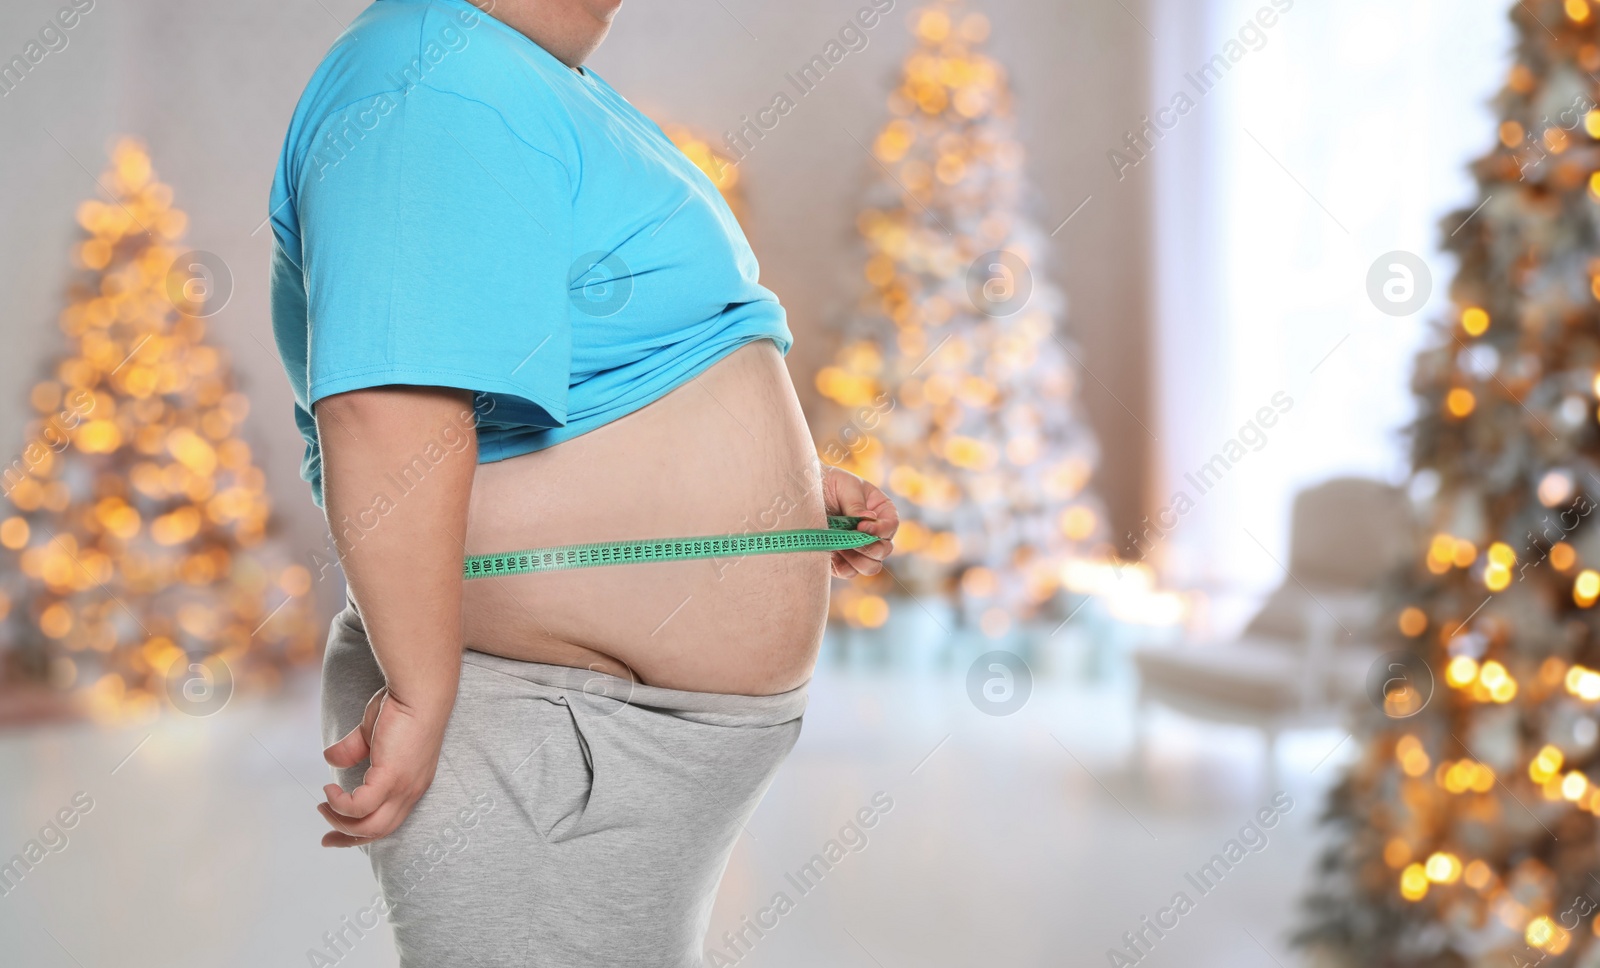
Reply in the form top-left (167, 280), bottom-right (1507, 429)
top-left (293, 83), bottom-right (572, 426)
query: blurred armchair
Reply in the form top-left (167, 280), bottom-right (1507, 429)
top-left (1130, 477), bottom-right (1416, 789)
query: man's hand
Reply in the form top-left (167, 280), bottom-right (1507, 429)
top-left (320, 685), bottom-right (450, 848)
top-left (822, 465), bottom-right (899, 579)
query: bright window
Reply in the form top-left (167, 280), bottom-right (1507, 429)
top-left (1146, 0), bottom-right (1512, 609)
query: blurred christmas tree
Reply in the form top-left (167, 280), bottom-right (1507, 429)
top-left (815, 0), bottom-right (1109, 639)
top-left (1298, 4), bottom-right (1600, 965)
top-left (0, 138), bottom-right (319, 725)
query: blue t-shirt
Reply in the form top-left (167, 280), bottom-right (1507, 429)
top-left (267, 0), bottom-right (792, 507)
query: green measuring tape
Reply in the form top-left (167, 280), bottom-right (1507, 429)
top-left (463, 515), bottom-right (879, 579)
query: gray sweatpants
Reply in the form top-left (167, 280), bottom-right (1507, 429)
top-left (319, 597), bottom-right (808, 967)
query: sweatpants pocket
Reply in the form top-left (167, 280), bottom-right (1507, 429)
top-left (545, 699), bottom-right (803, 849)
top-left (501, 695), bottom-right (595, 842)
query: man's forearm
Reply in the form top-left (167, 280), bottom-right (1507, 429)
top-left (316, 385), bottom-right (478, 715)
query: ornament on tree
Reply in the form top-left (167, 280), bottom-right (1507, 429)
top-left (815, 0), bottom-right (1110, 640)
top-left (0, 138), bottom-right (319, 724)
top-left (1298, 4), bottom-right (1600, 965)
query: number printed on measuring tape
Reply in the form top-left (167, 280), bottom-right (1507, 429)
top-left (461, 525), bottom-right (878, 579)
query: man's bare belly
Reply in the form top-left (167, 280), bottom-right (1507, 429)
top-left (458, 338), bottom-right (832, 696)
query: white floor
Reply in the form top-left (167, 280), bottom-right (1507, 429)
top-left (0, 648), bottom-right (1353, 967)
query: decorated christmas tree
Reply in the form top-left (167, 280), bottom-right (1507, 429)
top-left (1298, 4), bottom-right (1600, 965)
top-left (0, 138), bottom-right (319, 724)
top-left (815, 0), bottom-right (1109, 638)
